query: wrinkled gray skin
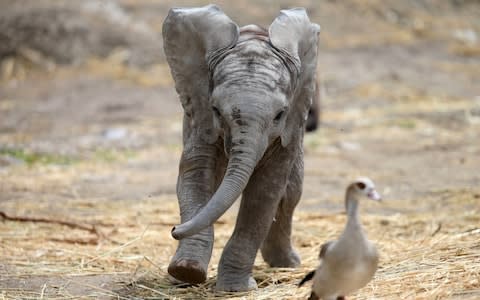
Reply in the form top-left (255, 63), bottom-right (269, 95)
top-left (162, 5), bottom-right (319, 292)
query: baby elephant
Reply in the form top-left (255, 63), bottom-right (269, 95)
top-left (163, 5), bottom-right (320, 292)
top-left (299, 178), bottom-right (381, 300)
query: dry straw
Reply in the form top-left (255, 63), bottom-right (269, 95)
top-left (1, 189), bottom-right (479, 299)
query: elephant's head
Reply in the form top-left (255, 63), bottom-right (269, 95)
top-left (163, 5), bottom-right (319, 239)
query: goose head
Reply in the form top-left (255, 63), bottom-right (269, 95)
top-left (349, 177), bottom-right (382, 201)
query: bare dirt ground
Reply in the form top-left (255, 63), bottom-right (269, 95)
top-left (1, 0), bottom-right (479, 299)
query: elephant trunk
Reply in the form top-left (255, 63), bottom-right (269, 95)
top-left (171, 126), bottom-right (266, 240)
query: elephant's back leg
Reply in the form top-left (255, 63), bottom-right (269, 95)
top-left (305, 80), bottom-right (320, 132)
top-left (260, 146), bottom-right (303, 267)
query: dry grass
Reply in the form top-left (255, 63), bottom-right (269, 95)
top-left (1, 0), bottom-right (479, 298)
top-left (1, 189), bottom-right (479, 299)
top-left (0, 49), bottom-right (174, 88)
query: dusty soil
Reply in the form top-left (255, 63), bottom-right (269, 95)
top-left (1, 0), bottom-right (479, 298)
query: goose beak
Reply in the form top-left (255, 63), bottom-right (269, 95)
top-left (367, 190), bottom-right (382, 201)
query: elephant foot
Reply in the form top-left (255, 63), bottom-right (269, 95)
top-left (262, 247), bottom-right (301, 268)
top-left (216, 275), bottom-right (257, 292)
top-left (168, 258), bottom-right (207, 284)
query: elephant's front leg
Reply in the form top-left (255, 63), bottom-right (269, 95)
top-left (216, 142), bottom-right (292, 291)
top-left (261, 146), bottom-right (303, 267)
top-left (168, 142), bottom-right (225, 284)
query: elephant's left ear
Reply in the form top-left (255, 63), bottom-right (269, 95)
top-left (269, 8), bottom-right (320, 147)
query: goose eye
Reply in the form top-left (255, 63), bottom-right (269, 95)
top-left (274, 110), bottom-right (285, 122)
top-left (356, 182), bottom-right (366, 190)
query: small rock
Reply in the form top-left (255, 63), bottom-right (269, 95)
top-left (103, 127), bottom-right (128, 140)
top-left (419, 127), bottom-right (435, 137)
top-left (452, 29), bottom-right (478, 44)
top-left (34, 249), bottom-right (48, 258)
top-left (0, 155), bottom-right (24, 167)
top-left (337, 141), bottom-right (361, 151)
top-left (380, 219), bottom-right (390, 226)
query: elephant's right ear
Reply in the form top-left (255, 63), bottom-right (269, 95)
top-left (163, 5), bottom-right (239, 144)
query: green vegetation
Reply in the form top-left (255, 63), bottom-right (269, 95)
top-left (0, 148), bottom-right (77, 166)
top-left (392, 119), bottom-right (417, 129)
top-left (93, 148), bottom-right (136, 163)
top-left (0, 148), bottom-right (139, 166)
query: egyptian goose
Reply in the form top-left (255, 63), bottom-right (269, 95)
top-left (299, 177), bottom-right (381, 300)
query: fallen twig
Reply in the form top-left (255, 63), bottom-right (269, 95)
top-left (49, 237), bottom-right (100, 245)
top-left (0, 210), bottom-right (118, 244)
top-left (431, 222), bottom-right (442, 237)
top-left (1, 211), bottom-right (97, 232)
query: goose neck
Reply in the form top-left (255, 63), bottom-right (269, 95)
top-left (345, 190), bottom-right (360, 222)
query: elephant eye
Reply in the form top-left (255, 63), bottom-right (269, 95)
top-left (212, 106), bottom-right (221, 118)
top-left (274, 110), bottom-right (285, 122)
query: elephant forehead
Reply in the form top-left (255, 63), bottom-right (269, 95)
top-left (212, 41), bottom-right (292, 94)
top-left (213, 86), bottom-right (286, 115)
